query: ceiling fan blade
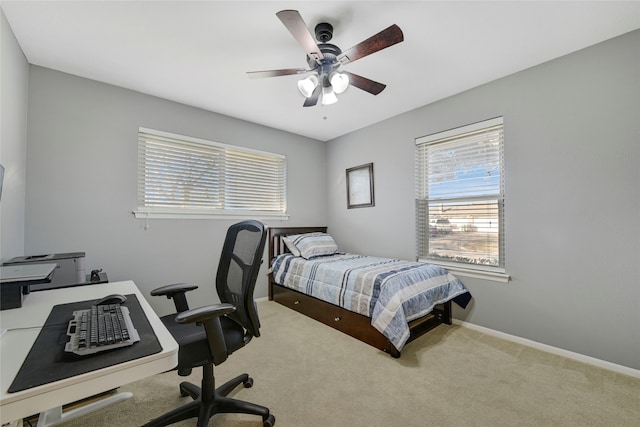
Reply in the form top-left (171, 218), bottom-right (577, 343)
top-left (247, 68), bottom-right (309, 79)
top-left (342, 71), bottom-right (386, 95)
top-left (276, 10), bottom-right (324, 63)
top-left (337, 24), bottom-right (404, 65)
top-left (303, 85), bottom-right (322, 107)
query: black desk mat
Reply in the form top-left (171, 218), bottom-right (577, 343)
top-left (9, 294), bottom-right (163, 392)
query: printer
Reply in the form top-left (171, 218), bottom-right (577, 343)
top-left (3, 252), bottom-right (88, 291)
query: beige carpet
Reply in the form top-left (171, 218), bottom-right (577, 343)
top-left (55, 301), bottom-right (639, 427)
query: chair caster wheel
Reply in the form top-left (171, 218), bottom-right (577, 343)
top-left (263, 414), bottom-right (275, 426)
top-left (243, 377), bottom-right (254, 388)
top-left (179, 384), bottom-right (189, 397)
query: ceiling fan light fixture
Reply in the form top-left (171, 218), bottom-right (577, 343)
top-left (248, 11), bottom-right (403, 107)
top-left (297, 75), bottom-right (319, 98)
top-left (329, 72), bottom-right (349, 94)
top-left (321, 86), bottom-right (338, 105)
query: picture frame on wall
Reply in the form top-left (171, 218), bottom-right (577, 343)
top-left (346, 162), bottom-right (375, 209)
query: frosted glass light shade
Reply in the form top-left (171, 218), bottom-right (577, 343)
top-left (329, 72), bottom-right (349, 94)
top-left (321, 86), bottom-right (338, 105)
top-left (297, 75), bottom-right (319, 97)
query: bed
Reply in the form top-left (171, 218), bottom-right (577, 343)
top-left (268, 226), bottom-right (472, 358)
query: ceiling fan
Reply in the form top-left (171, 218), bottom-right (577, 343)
top-left (247, 10), bottom-right (404, 107)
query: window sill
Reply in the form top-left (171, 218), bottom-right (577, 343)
top-left (418, 259), bottom-right (511, 283)
top-left (133, 209), bottom-right (289, 221)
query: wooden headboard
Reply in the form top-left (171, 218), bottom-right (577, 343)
top-left (267, 226), bottom-right (327, 300)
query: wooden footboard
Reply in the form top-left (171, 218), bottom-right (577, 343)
top-left (267, 226), bottom-right (451, 358)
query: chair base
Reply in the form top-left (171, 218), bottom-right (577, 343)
top-left (142, 365), bottom-right (274, 427)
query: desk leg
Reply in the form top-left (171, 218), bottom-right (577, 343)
top-left (35, 392), bottom-right (133, 427)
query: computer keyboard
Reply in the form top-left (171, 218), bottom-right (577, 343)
top-left (65, 303), bottom-right (140, 356)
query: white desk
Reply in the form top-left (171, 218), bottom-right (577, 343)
top-left (0, 280), bottom-right (178, 425)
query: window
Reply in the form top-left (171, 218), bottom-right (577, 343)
top-left (135, 128), bottom-right (287, 220)
top-left (415, 117), bottom-right (508, 281)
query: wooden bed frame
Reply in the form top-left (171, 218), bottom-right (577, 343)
top-left (267, 226), bottom-right (452, 358)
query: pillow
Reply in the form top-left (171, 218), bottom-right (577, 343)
top-left (284, 232), bottom-right (338, 259)
top-left (282, 235), bottom-right (302, 257)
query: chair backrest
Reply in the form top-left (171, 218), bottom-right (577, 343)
top-left (216, 220), bottom-right (267, 340)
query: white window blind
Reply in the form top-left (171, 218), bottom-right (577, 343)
top-left (415, 117), bottom-right (505, 275)
top-left (135, 128), bottom-right (287, 219)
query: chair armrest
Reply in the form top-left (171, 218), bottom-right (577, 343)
top-left (174, 303), bottom-right (236, 324)
top-left (175, 303), bottom-right (236, 365)
top-left (151, 283), bottom-right (199, 313)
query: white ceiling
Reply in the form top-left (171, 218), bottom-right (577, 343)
top-left (3, 1), bottom-right (639, 141)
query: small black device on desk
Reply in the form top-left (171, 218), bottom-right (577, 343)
top-left (65, 295), bottom-right (140, 356)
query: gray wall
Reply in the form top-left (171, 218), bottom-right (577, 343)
top-left (326, 30), bottom-right (640, 370)
top-left (9, 14), bottom-right (638, 370)
top-left (25, 67), bottom-right (326, 316)
top-left (0, 10), bottom-right (28, 261)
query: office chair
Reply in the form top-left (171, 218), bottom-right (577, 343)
top-left (143, 220), bottom-right (274, 427)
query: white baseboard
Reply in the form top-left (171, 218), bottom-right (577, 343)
top-left (453, 319), bottom-right (640, 379)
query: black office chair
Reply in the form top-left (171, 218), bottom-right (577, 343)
top-left (143, 220), bottom-right (274, 427)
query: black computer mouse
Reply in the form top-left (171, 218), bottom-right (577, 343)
top-left (96, 294), bottom-right (127, 305)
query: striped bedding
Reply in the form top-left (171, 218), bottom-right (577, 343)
top-left (270, 253), bottom-right (470, 351)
